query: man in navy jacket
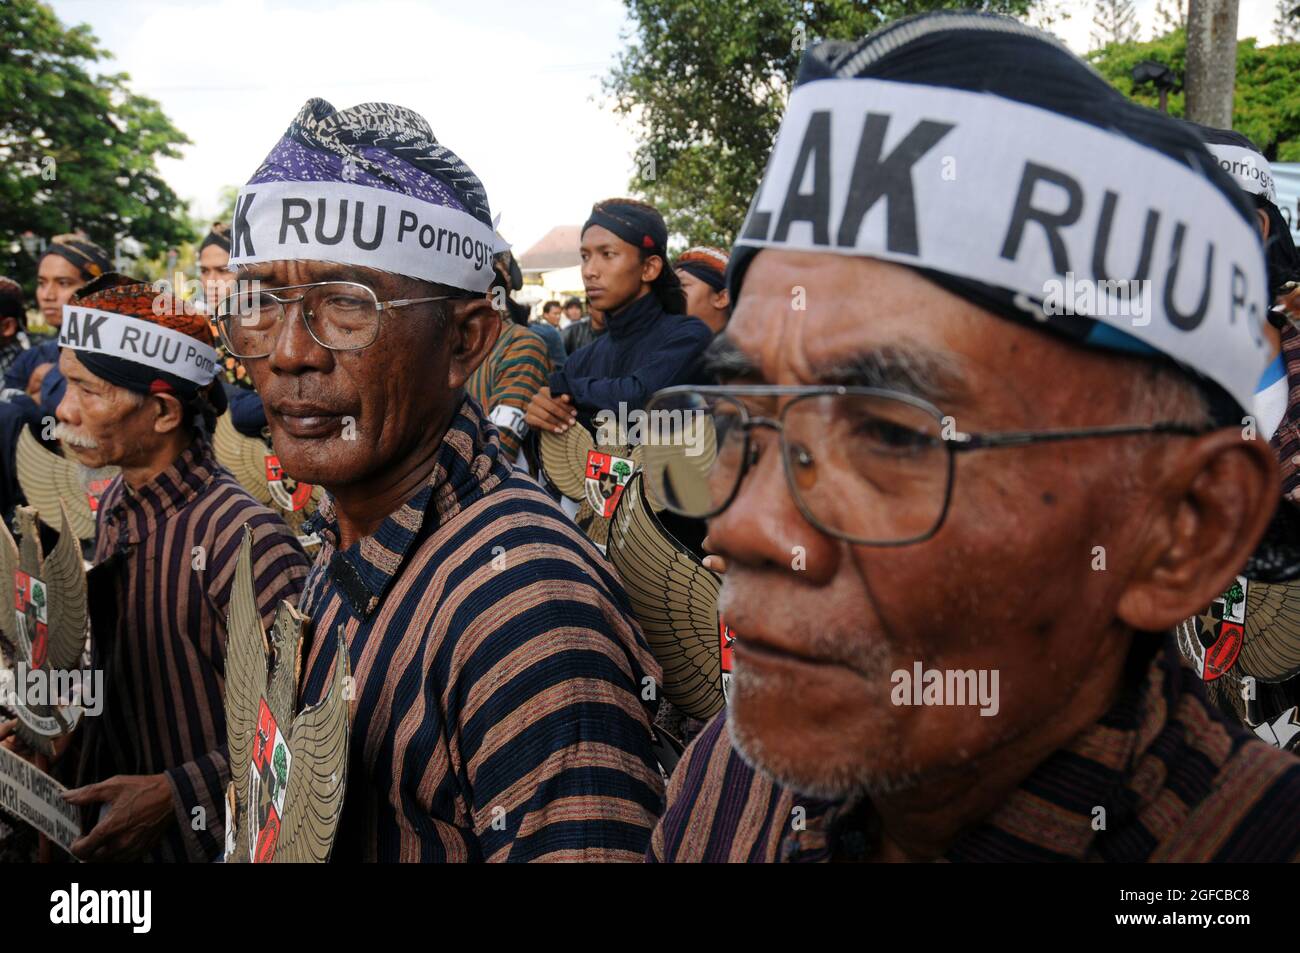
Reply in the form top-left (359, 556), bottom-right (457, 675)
top-left (525, 199), bottom-right (712, 435)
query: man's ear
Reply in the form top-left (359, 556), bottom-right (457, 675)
top-left (713, 287), bottom-right (731, 313)
top-left (1117, 428), bottom-right (1279, 630)
top-left (150, 392), bottom-right (186, 436)
top-left (446, 296), bottom-right (501, 390)
top-left (1256, 208), bottom-right (1271, 242)
top-left (0, 316), bottom-right (16, 338)
top-left (641, 255), bottom-right (664, 284)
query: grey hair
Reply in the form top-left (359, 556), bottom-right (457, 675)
top-left (1128, 360), bottom-right (1215, 429)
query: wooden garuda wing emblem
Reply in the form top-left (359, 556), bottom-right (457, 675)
top-left (607, 471), bottom-right (728, 721)
top-left (15, 427), bottom-right (117, 542)
top-left (223, 528), bottom-right (349, 863)
top-left (539, 424), bottom-right (647, 548)
top-left (213, 415), bottom-right (324, 552)
top-left (1236, 578), bottom-right (1300, 684)
top-left (0, 505), bottom-right (90, 756)
top-left (1177, 575), bottom-right (1300, 686)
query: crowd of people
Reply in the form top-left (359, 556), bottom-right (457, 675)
top-left (1, 9), bottom-right (1299, 864)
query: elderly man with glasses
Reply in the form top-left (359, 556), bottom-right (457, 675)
top-left (644, 13), bottom-right (1300, 863)
top-left (217, 99), bottom-right (665, 862)
top-left (1, 273), bottom-right (310, 863)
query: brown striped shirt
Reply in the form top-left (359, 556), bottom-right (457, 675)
top-left (465, 322), bottom-right (552, 460)
top-left (295, 396), bottom-right (665, 861)
top-left (81, 436), bottom-right (310, 862)
top-left (1269, 321), bottom-right (1300, 499)
top-left (650, 637), bottom-right (1300, 862)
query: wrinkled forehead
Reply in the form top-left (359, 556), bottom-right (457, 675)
top-left (58, 345), bottom-right (103, 384)
top-left (234, 259), bottom-right (418, 294)
top-left (726, 250), bottom-right (979, 386)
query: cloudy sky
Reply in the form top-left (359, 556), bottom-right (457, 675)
top-left (49, 0), bottom-right (1283, 253)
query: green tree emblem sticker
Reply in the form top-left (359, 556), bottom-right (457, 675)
top-left (1221, 580), bottom-right (1244, 619)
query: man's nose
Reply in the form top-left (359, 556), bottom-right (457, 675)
top-left (54, 390), bottom-right (76, 426)
top-left (267, 299), bottom-right (334, 375)
top-left (705, 431), bottom-right (838, 582)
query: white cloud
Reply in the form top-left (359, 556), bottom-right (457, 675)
top-left (1041, 0), bottom-right (1280, 52)
top-left (48, 0), bottom-right (1289, 252)
top-left (50, 0), bottom-right (641, 251)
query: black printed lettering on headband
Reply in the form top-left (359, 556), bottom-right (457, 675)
top-left (315, 199), bottom-right (348, 246)
top-left (836, 114), bottom-right (953, 255)
top-left (1229, 264), bottom-right (1262, 347)
top-left (1163, 223), bottom-right (1214, 331)
top-left (999, 160), bottom-right (1220, 331)
top-left (397, 210), bottom-right (419, 243)
top-left (352, 203), bottom-right (384, 251)
top-left (999, 161), bottom-right (1084, 274)
top-left (746, 109), bottom-right (953, 256)
top-left (233, 192), bottom-right (257, 257)
top-left (1092, 192), bottom-right (1158, 283)
top-left (62, 311), bottom-right (108, 349)
top-left (280, 199), bottom-right (311, 244)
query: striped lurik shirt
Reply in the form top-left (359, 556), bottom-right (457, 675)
top-left (1269, 321), bottom-right (1300, 500)
top-left (81, 436), bottom-right (310, 862)
top-left (465, 322), bottom-right (551, 460)
top-left (650, 637), bottom-right (1300, 862)
top-left (295, 396), bottom-right (665, 862)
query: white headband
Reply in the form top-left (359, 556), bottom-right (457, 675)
top-left (737, 78), bottom-right (1271, 415)
top-left (227, 180), bottom-right (498, 293)
top-left (1204, 143), bottom-right (1277, 204)
top-left (59, 306), bottom-right (219, 386)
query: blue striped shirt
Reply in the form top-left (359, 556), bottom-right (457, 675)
top-left (296, 396), bottom-right (665, 861)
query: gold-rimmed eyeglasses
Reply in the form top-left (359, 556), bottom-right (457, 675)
top-left (215, 280), bottom-right (460, 358)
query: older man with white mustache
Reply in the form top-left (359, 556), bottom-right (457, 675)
top-left (1, 273), bottom-right (309, 863)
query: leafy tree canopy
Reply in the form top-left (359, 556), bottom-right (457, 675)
top-left (1088, 28), bottom-right (1300, 161)
top-left (606, 0), bottom-right (1040, 249)
top-left (0, 0), bottom-right (193, 291)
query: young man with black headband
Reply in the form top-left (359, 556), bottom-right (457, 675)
top-left (197, 222), bottom-right (237, 316)
top-left (674, 246), bottom-right (731, 334)
top-left (524, 198), bottom-right (712, 435)
top-left (4, 234), bottom-right (111, 407)
top-left (645, 12), bottom-right (1300, 863)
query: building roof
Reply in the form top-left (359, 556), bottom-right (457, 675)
top-left (517, 225), bottom-right (581, 272)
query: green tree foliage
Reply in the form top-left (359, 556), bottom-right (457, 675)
top-left (0, 0), bottom-right (193, 290)
top-left (606, 0), bottom-right (1040, 249)
top-left (1089, 28), bottom-right (1300, 161)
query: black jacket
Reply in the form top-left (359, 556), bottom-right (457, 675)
top-left (548, 292), bottom-right (712, 419)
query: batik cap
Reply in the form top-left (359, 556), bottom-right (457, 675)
top-left (60, 273), bottom-right (222, 405)
top-left (229, 99), bottom-right (497, 293)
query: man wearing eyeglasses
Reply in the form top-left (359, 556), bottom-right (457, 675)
top-left (646, 13), bottom-right (1300, 863)
top-left (0, 273), bottom-right (310, 863)
top-left (220, 99), bottom-right (665, 862)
